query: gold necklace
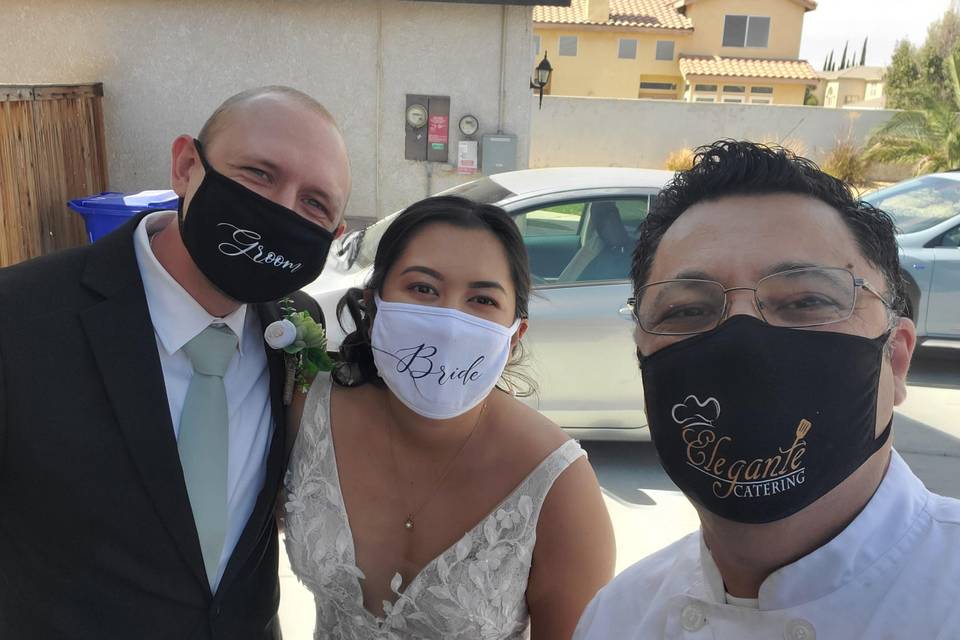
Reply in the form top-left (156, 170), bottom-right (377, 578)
top-left (387, 403), bottom-right (486, 532)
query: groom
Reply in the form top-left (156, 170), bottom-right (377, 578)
top-left (0, 86), bottom-right (351, 639)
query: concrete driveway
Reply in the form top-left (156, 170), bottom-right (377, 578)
top-left (278, 346), bottom-right (960, 637)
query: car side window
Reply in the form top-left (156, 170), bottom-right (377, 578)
top-left (513, 197), bottom-right (650, 285)
top-left (521, 203), bottom-right (585, 237)
top-left (941, 226), bottom-right (960, 248)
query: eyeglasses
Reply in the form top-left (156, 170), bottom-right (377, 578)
top-left (627, 267), bottom-right (892, 336)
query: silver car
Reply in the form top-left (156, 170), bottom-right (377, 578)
top-left (863, 171), bottom-right (960, 345)
top-left (306, 167), bottom-right (674, 441)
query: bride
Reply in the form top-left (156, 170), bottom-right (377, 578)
top-left (282, 195), bottom-right (615, 639)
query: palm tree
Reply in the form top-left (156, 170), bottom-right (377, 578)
top-left (864, 52), bottom-right (960, 173)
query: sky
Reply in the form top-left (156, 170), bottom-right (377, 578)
top-left (799, 0), bottom-right (957, 70)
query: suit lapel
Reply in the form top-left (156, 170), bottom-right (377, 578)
top-left (79, 215), bottom-right (209, 592)
top-left (217, 302), bottom-right (287, 593)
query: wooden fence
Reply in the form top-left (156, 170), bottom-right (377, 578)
top-left (0, 84), bottom-right (108, 267)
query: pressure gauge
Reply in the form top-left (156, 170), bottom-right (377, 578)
top-left (458, 114), bottom-right (480, 137)
top-left (406, 103), bottom-right (428, 129)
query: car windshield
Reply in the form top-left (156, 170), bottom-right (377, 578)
top-left (864, 175), bottom-right (960, 234)
top-left (342, 176), bottom-right (516, 270)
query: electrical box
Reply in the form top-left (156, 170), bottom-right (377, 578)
top-left (405, 94), bottom-right (429, 161)
top-left (405, 94), bottom-right (450, 163)
top-left (426, 96), bottom-right (450, 163)
top-left (457, 140), bottom-right (479, 174)
top-left (481, 133), bottom-right (518, 175)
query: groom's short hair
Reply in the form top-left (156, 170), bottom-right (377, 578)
top-left (197, 86), bottom-right (339, 148)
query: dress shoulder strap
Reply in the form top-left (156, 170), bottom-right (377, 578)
top-left (289, 372), bottom-right (334, 460)
top-left (520, 439), bottom-right (587, 524)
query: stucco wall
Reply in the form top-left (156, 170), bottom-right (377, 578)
top-left (537, 27), bottom-right (687, 98)
top-left (832, 78), bottom-right (868, 107)
top-left (530, 95), bottom-right (907, 181)
top-left (772, 84), bottom-right (806, 104)
top-left (0, 0), bottom-right (534, 220)
top-left (682, 0), bottom-right (806, 59)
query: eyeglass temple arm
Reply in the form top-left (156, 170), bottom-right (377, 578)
top-left (855, 278), bottom-right (893, 308)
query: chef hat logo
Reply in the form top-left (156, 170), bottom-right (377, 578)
top-left (671, 395), bottom-right (721, 427)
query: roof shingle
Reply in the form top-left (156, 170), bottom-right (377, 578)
top-left (819, 65), bottom-right (885, 82)
top-left (533, 0), bottom-right (693, 30)
top-left (679, 55), bottom-right (819, 81)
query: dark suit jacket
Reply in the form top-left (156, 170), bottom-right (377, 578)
top-left (0, 213), bottom-right (322, 640)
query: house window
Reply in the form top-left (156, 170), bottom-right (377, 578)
top-left (639, 82), bottom-right (677, 91)
top-left (558, 35), bottom-right (578, 56)
top-left (695, 96), bottom-right (717, 102)
top-left (619, 39), bottom-right (638, 59)
top-left (723, 15), bottom-right (770, 48)
top-left (694, 84), bottom-right (718, 92)
top-left (749, 97), bottom-right (772, 104)
top-left (655, 40), bottom-right (675, 61)
top-left (534, 35), bottom-right (541, 56)
top-left (723, 97), bottom-right (745, 103)
top-left (722, 85), bottom-right (746, 93)
top-left (750, 86), bottom-right (774, 94)
top-left (746, 17), bottom-right (771, 47)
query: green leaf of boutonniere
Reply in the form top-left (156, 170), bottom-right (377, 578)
top-left (267, 298), bottom-right (337, 402)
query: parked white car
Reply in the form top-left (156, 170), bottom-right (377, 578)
top-left (305, 167), bottom-right (674, 441)
top-left (862, 171), bottom-right (960, 345)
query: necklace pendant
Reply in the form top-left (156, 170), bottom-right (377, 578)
top-left (404, 518), bottom-right (414, 531)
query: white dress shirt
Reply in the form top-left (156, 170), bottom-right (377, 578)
top-left (575, 450), bottom-right (960, 640)
top-left (133, 211), bottom-right (273, 591)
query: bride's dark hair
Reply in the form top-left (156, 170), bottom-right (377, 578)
top-left (333, 195), bottom-right (534, 396)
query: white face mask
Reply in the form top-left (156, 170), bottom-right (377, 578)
top-left (371, 295), bottom-right (521, 420)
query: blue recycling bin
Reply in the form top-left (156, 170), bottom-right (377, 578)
top-left (68, 190), bottom-right (180, 243)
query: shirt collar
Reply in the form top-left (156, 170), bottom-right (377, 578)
top-left (133, 211), bottom-right (249, 356)
top-left (699, 449), bottom-right (929, 610)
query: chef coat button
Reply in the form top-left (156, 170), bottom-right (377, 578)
top-left (680, 603), bottom-right (706, 631)
top-left (784, 618), bottom-right (816, 640)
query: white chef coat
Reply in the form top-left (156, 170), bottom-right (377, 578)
top-left (575, 450), bottom-right (960, 640)
top-left (133, 211), bottom-right (274, 591)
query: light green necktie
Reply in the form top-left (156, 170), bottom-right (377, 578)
top-left (178, 324), bottom-right (238, 589)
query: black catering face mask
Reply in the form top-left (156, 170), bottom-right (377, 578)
top-left (640, 315), bottom-right (891, 524)
top-left (178, 139), bottom-right (335, 304)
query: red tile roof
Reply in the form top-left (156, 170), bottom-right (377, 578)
top-left (534, 0), bottom-right (693, 30)
top-left (674, 0), bottom-right (817, 12)
top-left (679, 55), bottom-right (819, 81)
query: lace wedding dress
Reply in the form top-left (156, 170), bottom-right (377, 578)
top-left (283, 373), bottom-right (585, 639)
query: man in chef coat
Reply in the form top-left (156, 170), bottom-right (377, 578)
top-left (575, 139), bottom-right (960, 640)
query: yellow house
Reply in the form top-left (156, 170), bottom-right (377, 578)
top-left (533, 0), bottom-right (819, 105)
top-left (815, 66), bottom-right (886, 109)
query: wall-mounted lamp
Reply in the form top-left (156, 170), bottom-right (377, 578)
top-left (530, 52), bottom-right (553, 110)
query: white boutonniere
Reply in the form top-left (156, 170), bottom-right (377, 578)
top-left (264, 297), bottom-right (335, 405)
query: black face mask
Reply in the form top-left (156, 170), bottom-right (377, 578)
top-left (640, 315), bottom-right (891, 524)
top-left (178, 139), bottom-right (335, 304)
